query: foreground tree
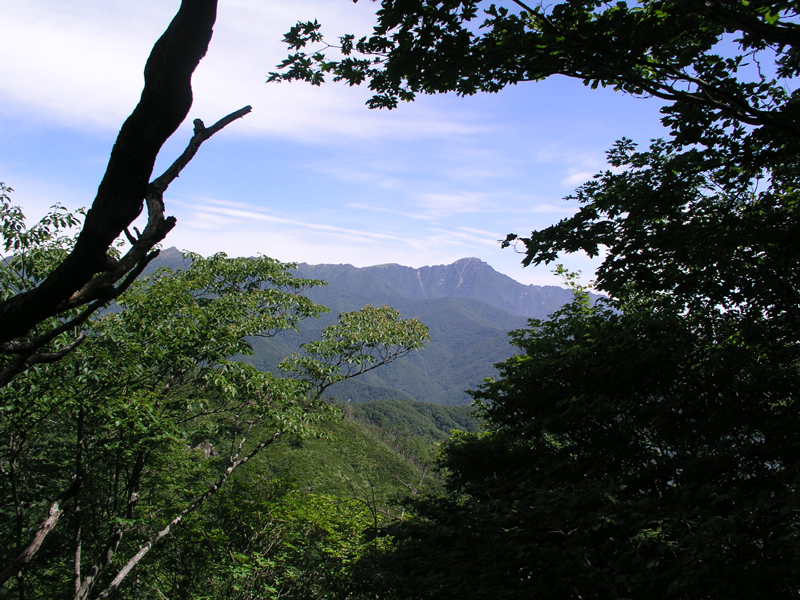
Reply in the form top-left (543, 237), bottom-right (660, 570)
top-left (356, 272), bottom-right (800, 599)
top-left (136, 407), bottom-right (433, 600)
top-left (0, 217), bottom-right (428, 598)
top-left (0, 0), bottom-right (250, 384)
top-left (269, 2), bottom-right (800, 597)
top-left (271, 0), bottom-right (799, 129)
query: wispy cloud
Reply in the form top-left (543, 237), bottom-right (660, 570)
top-left (171, 196), bottom-right (403, 241)
top-left (413, 192), bottom-right (488, 218)
top-left (446, 228), bottom-right (504, 247)
top-left (561, 171), bottom-right (596, 187)
top-left (346, 203), bottom-right (435, 221)
top-left (528, 203), bottom-right (576, 214)
top-left (155, 194), bottom-right (598, 287)
top-left (0, 0), bottom-right (665, 290)
top-left (309, 157), bottom-right (408, 190)
top-left (0, 0), bottom-right (485, 143)
top-left (0, 2), bottom-right (163, 129)
top-left (181, 211), bottom-right (239, 232)
top-left (458, 226), bottom-right (501, 237)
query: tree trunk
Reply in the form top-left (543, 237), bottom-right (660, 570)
top-left (0, 0), bottom-right (218, 344)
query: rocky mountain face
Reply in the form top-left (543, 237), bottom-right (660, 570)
top-left (147, 249), bottom-right (579, 405)
top-left (296, 257), bottom-right (574, 320)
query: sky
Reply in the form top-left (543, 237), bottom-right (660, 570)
top-left (0, 0), bottom-right (670, 287)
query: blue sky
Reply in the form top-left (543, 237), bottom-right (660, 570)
top-left (0, 0), bottom-right (669, 286)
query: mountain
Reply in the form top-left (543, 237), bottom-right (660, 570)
top-left (143, 246), bottom-right (192, 275)
top-left (245, 292), bottom-right (528, 405)
top-left (256, 399), bottom-right (482, 496)
top-left (294, 257), bottom-right (575, 320)
top-left (146, 250), bottom-right (576, 320)
top-left (146, 249), bottom-right (578, 405)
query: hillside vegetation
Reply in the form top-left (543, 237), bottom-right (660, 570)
top-left (148, 249), bottom-right (579, 405)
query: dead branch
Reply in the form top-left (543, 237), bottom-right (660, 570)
top-left (0, 0), bottom-right (223, 359)
top-left (0, 109), bottom-right (251, 385)
top-left (94, 432), bottom-right (281, 599)
top-left (0, 471), bottom-right (86, 586)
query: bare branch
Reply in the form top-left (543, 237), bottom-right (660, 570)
top-left (0, 0), bottom-right (219, 349)
top-left (95, 431), bottom-right (282, 599)
top-left (0, 472), bottom-right (86, 586)
top-left (0, 249), bottom-right (157, 384)
top-left (1, 105), bottom-right (251, 387)
top-left (150, 105), bottom-right (252, 194)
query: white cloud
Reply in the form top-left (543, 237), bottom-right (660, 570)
top-left (0, 179), bottom-right (91, 222)
top-left (308, 157), bottom-right (408, 190)
top-left (0, 0), bottom-right (659, 290)
top-left (122, 191), bottom-right (596, 288)
top-left (346, 203), bottom-right (435, 221)
top-left (413, 192), bottom-right (487, 218)
top-left (529, 203), bottom-right (575, 214)
top-left (458, 226), bottom-right (501, 237)
top-left (170, 196), bottom-right (403, 242)
top-left (0, 0), bottom-right (483, 143)
top-left (0, 2), bottom-right (177, 129)
top-left (432, 227), bottom-right (501, 248)
top-left (561, 170), bottom-right (596, 187)
top-left (180, 210), bottom-right (239, 233)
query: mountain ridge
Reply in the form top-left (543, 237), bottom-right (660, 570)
top-left (150, 248), bottom-right (577, 321)
top-left (148, 249), bottom-right (579, 404)
top-left (294, 256), bottom-right (574, 320)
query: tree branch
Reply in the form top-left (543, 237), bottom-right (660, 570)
top-left (95, 431), bottom-right (282, 599)
top-left (0, 471), bottom-right (86, 586)
top-left (0, 248), bottom-right (156, 385)
top-left (0, 112), bottom-right (252, 386)
top-left (73, 452), bottom-right (147, 600)
top-left (149, 105), bottom-right (252, 195)
top-left (674, 0), bottom-right (800, 49)
top-left (64, 104), bottom-right (251, 312)
top-left (0, 0), bottom-right (219, 347)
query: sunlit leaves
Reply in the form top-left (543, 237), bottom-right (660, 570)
top-left (0, 252), bottom-right (318, 593)
top-left (280, 305), bottom-right (429, 396)
top-left (1, 235), bottom-right (431, 597)
top-left (0, 184), bottom-right (85, 298)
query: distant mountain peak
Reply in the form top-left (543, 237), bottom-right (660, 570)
top-left (452, 256), bottom-right (486, 266)
top-left (145, 250), bottom-right (582, 405)
top-left (294, 258), bottom-right (575, 320)
top-left (154, 250), bottom-right (576, 320)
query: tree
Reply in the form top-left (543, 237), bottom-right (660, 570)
top-left (271, 0), bottom-right (799, 128)
top-left (269, 2), bottom-right (800, 597)
top-left (136, 405), bottom-right (437, 600)
top-left (0, 217), bottom-right (429, 599)
top-left (353, 273), bottom-right (800, 599)
top-left (146, 477), bottom-right (380, 599)
top-left (0, 0), bottom-right (250, 384)
top-left (280, 304), bottom-right (430, 397)
top-left (506, 137), bottom-right (800, 320)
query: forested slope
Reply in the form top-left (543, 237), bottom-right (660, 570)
top-left (130, 399), bottom-right (479, 598)
top-left (147, 249), bottom-right (578, 404)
